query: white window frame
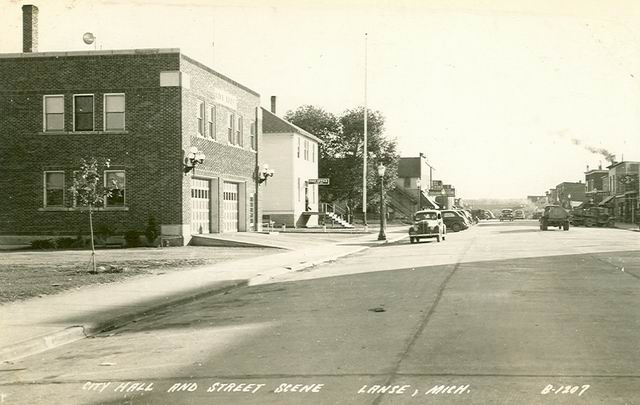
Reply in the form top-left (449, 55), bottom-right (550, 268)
top-left (237, 115), bottom-right (243, 147)
top-left (304, 139), bottom-right (309, 160)
top-left (196, 100), bottom-right (205, 137)
top-left (73, 94), bottom-right (95, 132)
top-left (103, 93), bottom-right (126, 131)
top-left (297, 136), bottom-right (301, 158)
top-left (208, 105), bottom-right (216, 139)
top-left (250, 120), bottom-right (256, 151)
top-left (43, 171), bottom-right (65, 207)
top-left (43, 95), bottom-right (65, 132)
top-left (312, 143), bottom-right (315, 162)
top-left (297, 177), bottom-right (301, 202)
top-left (104, 170), bottom-right (126, 208)
top-left (227, 112), bottom-right (235, 144)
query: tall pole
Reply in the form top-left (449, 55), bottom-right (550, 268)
top-left (378, 174), bottom-right (386, 241)
top-left (363, 32), bottom-right (368, 230)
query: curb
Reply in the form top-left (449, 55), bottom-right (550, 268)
top-left (1, 280), bottom-right (246, 363)
top-left (248, 233), bottom-right (407, 286)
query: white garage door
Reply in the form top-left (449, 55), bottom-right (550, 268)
top-left (223, 182), bottom-right (239, 232)
top-left (191, 178), bottom-right (210, 234)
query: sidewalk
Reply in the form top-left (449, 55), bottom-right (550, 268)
top-left (0, 226), bottom-right (407, 362)
top-left (615, 222), bottom-right (640, 232)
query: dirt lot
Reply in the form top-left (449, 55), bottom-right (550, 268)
top-left (0, 246), bottom-right (276, 303)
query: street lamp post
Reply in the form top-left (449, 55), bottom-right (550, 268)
top-left (416, 179), bottom-right (421, 213)
top-left (567, 194), bottom-right (572, 210)
top-left (440, 188), bottom-right (447, 209)
top-left (377, 164), bottom-right (386, 241)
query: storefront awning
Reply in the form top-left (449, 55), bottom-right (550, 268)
top-left (422, 194), bottom-right (441, 209)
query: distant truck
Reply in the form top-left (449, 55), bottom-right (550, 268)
top-left (540, 205), bottom-right (569, 231)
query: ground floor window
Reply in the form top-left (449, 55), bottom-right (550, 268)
top-left (44, 171), bottom-right (64, 207)
top-left (105, 171), bottom-right (126, 207)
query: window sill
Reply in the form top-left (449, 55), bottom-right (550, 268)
top-left (38, 207), bottom-right (129, 212)
top-left (38, 130), bottom-right (129, 135)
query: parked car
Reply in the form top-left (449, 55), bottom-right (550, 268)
top-left (442, 210), bottom-right (469, 232)
top-left (456, 210), bottom-right (474, 225)
top-left (484, 210), bottom-right (496, 219)
top-left (514, 209), bottom-right (525, 220)
top-left (540, 205), bottom-right (569, 231)
top-left (499, 209), bottom-right (514, 221)
top-left (408, 210), bottom-right (447, 243)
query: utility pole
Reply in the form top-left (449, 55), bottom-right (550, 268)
top-left (363, 32), bottom-right (368, 231)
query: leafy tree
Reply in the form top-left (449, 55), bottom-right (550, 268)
top-left (285, 105), bottom-right (399, 216)
top-left (69, 157), bottom-right (119, 272)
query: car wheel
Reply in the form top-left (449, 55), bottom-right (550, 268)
top-left (410, 237), bottom-right (416, 244)
top-left (436, 235), bottom-right (441, 242)
top-left (452, 223), bottom-right (461, 232)
top-left (563, 222), bottom-right (569, 231)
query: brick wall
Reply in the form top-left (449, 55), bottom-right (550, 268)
top-left (179, 56), bottom-right (261, 234)
top-left (0, 51), bottom-right (184, 235)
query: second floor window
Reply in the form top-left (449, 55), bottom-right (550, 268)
top-left (250, 121), bottom-right (256, 150)
top-left (104, 94), bottom-right (125, 131)
top-left (304, 139), bottom-right (309, 160)
top-left (197, 101), bottom-right (204, 137)
top-left (297, 136), bottom-right (301, 158)
top-left (43, 95), bottom-right (64, 131)
top-left (237, 116), bottom-right (243, 146)
top-left (209, 106), bottom-right (216, 139)
top-left (228, 112), bottom-right (235, 144)
top-left (74, 95), bottom-right (94, 131)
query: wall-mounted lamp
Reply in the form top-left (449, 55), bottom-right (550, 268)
top-left (184, 146), bottom-right (205, 174)
top-left (258, 164), bottom-right (275, 184)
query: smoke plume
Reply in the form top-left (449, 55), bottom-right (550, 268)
top-left (554, 129), bottom-right (616, 163)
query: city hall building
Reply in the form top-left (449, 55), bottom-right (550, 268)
top-left (0, 6), bottom-right (262, 244)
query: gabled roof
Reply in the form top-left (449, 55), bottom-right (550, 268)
top-left (261, 108), bottom-right (323, 143)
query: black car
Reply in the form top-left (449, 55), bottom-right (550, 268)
top-left (441, 210), bottom-right (469, 232)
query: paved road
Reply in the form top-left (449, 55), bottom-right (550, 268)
top-left (1, 221), bottom-right (638, 404)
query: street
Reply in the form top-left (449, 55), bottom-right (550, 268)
top-left (1, 221), bottom-right (639, 405)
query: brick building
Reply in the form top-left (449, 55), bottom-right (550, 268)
top-left (0, 6), bottom-right (262, 243)
top-left (584, 165), bottom-right (609, 205)
top-left (605, 161), bottom-right (639, 223)
top-left (555, 181), bottom-right (586, 209)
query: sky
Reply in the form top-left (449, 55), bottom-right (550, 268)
top-left (1, 0), bottom-right (639, 198)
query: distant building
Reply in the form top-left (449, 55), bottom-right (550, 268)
top-left (527, 195), bottom-right (547, 206)
top-left (555, 182), bottom-right (586, 209)
top-left (604, 161), bottom-right (639, 223)
top-left (260, 98), bottom-right (322, 227)
top-left (428, 180), bottom-right (455, 209)
top-left (584, 165), bottom-right (609, 205)
top-left (394, 154), bottom-right (439, 213)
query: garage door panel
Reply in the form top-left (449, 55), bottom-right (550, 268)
top-left (191, 178), bottom-right (210, 234)
top-left (223, 182), bottom-right (239, 233)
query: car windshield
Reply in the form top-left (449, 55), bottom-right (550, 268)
top-left (415, 212), bottom-right (437, 221)
top-left (502, 209), bottom-right (512, 213)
